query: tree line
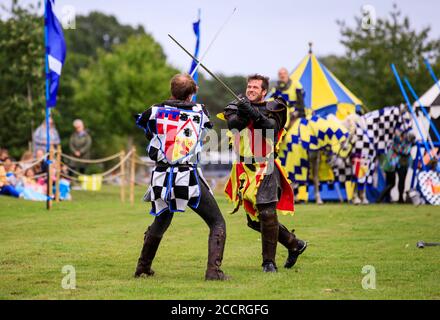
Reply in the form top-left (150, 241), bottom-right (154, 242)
top-left (1, 1), bottom-right (439, 158)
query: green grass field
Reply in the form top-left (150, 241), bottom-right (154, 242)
top-left (0, 186), bottom-right (439, 300)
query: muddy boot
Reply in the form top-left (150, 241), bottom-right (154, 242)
top-left (260, 209), bottom-right (279, 273)
top-left (205, 226), bottom-right (229, 280)
top-left (278, 225), bottom-right (307, 269)
top-left (134, 227), bottom-right (162, 278)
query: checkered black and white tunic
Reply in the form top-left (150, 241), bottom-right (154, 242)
top-left (136, 103), bottom-right (212, 216)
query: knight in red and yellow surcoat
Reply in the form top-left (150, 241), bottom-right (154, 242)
top-left (219, 74), bottom-right (307, 273)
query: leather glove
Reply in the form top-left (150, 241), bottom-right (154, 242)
top-left (237, 97), bottom-right (266, 122)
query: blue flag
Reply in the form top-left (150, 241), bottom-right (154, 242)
top-left (45, 0), bottom-right (66, 108)
top-left (189, 11), bottom-right (200, 101)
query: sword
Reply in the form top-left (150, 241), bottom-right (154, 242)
top-left (168, 33), bottom-right (241, 101)
top-left (190, 7), bottom-right (237, 78)
top-left (417, 241), bottom-right (440, 248)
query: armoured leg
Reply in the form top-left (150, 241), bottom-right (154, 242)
top-left (258, 203), bottom-right (279, 272)
top-left (278, 224), bottom-right (307, 268)
top-left (247, 215), bottom-right (307, 269)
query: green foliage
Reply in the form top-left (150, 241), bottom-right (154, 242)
top-left (55, 11), bottom-right (154, 157)
top-left (72, 35), bottom-right (178, 156)
top-left (63, 11), bottom-right (145, 58)
top-left (327, 4), bottom-right (440, 109)
top-left (0, 1), bottom-right (45, 158)
top-left (0, 3), bottom-right (172, 159)
top-left (3, 2), bottom-right (440, 160)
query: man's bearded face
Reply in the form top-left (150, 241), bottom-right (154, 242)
top-left (246, 79), bottom-right (267, 103)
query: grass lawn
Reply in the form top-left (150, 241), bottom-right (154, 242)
top-left (0, 186), bottom-right (439, 300)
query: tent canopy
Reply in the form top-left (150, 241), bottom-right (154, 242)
top-left (413, 80), bottom-right (440, 142)
top-left (414, 80), bottom-right (440, 111)
top-left (290, 51), bottom-right (363, 118)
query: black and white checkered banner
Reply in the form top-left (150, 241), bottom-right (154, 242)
top-left (332, 105), bottom-right (413, 184)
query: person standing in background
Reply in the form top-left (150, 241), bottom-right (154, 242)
top-left (32, 117), bottom-right (61, 154)
top-left (69, 119), bottom-right (92, 174)
top-left (377, 130), bottom-right (415, 203)
top-left (269, 67), bottom-right (305, 109)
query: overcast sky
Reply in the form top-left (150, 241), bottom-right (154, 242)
top-left (8, 0), bottom-right (440, 79)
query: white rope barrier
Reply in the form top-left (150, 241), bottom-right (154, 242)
top-left (60, 173), bottom-right (80, 182)
top-left (34, 172), bottom-right (48, 179)
top-left (60, 149), bottom-right (134, 178)
top-left (134, 179), bottom-right (149, 186)
top-left (135, 154), bottom-right (154, 166)
top-left (60, 162), bottom-right (84, 177)
top-left (100, 149), bottom-right (133, 177)
top-left (134, 159), bottom-right (154, 167)
top-left (61, 152), bottom-right (122, 164)
top-left (8, 154), bottom-right (48, 168)
top-left (101, 173), bottom-right (124, 182)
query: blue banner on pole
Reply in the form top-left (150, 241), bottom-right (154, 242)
top-left (45, 0), bottom-right (66, 108)
top-left (189, 11), bottom-right (201, 101)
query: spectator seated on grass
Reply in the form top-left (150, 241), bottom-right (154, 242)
top-left (0, 163), bottom-right (21, 198)
top-left (0, 149), bottom-right (72, 201)
top-left (33, 149), bottom-right (48, 175)
top-left (24, 168), bottom-right (45, 193)
top-left (11, 167), bottom-right (47, 201)
top-left (20, 163), bottom-right (71, 201)
top-left (20, 151), bottom-right (34, 171)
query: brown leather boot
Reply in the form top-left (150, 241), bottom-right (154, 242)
top-left (278, 225), bottom-right (307, 269)
top-left (260, 209), bottom-right (279, 272)
top-left (134, 227), bottom-right (162, 277)
top-left (205, 226), bottom-right (229, 280)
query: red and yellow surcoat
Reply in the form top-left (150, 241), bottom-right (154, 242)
top-left (224, 122), bottom-right (295, 221)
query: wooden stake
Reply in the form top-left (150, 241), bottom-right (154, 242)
top-left (120, 150), bottom-right (126, 203)
top-left (130, 146), bottom-right (136, 205)
top-left (55, 145), bottom-right (61, 202)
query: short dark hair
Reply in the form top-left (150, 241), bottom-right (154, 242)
top-left (247, 74), bottom-right (269, 91)
top-left (170, 74), bottom-right (197, 100)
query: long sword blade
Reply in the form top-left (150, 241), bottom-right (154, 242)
top-left (168, 33), bottom-right (241, 101)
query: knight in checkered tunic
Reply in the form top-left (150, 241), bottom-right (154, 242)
top-left (134, 74), bottom-right (229, 280)
top-left (220, 74), bottom-right (307, 273)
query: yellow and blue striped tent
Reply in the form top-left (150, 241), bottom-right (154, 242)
top-left (291, 51), bottom-right (363, 119)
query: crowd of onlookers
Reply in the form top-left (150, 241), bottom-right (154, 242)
top-left (0, 147), bottom-right (51, 200)
top-left (0, 117), bottom-right (92, 201)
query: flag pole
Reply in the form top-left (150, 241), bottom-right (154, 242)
top-left (190, 8), bottom-right (236, 78)
top-left (424, 58), bottom-right (440, 92)
top-left (404, 77), bottom-right (440, 143)
top-left (44, 0), bottom-right (52, 210)
top-left (390, 64), bottom-right (432, 159)
top-left (189, 9), bottom-right (201, 102)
